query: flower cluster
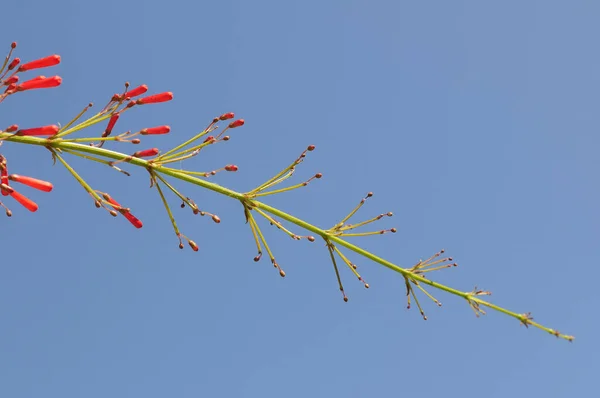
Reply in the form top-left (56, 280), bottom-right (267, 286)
top-left (0, 42), bottom-right (574, 342)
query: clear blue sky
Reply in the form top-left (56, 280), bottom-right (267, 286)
top-left (1, 1), bottom-right (597, 397)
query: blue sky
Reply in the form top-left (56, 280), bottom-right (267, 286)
top-left (1, 1), bottom-right (597, 397)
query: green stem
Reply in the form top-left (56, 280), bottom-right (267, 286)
top-left (0, 132), bottom-right (573, 341)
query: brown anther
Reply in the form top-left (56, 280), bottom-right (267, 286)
top-left (254, 252), bottom-right (262, 262)
top-left (200, 211), bottom-right (206, 216)
top-left (367, 192), bottom-right (373, 197)
top-left (343, 297), bottom-right (349, 302)
top-left (390, 228), bottom-right (397, 233)
top-left (279, 269), bottom-right (286, 277)
top-left (179, 243), bottom-right (184, 249)
top-left (109, 210), bottom-right (118, 217)
top-left (193, 208), bottom-right (199, 215)
top-left (307, 236), bottom-right (315, 242)
top-left (315, 173), bottom-right (323, 179)
top-left (212, 214), bottom-right (221, 224)
top-left (222, 136), bottom-right (230, 141)
top-left (131, 139), bottom-right (141, 144)
top-left (387, 212), bottom-right (393, 217)
top-left (307, 145), bottom-right (316, 151)
top-left (94, 201), bottom-right (101, 208)
top-left (180, 202), bottom-right (185, 208)
top-left (365, 283), bottom-right (370, 289)
top-left (6, 209), bottom-right (12, 217)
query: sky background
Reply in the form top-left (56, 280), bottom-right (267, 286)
top-left (1, 1), bottom-right (597, 397)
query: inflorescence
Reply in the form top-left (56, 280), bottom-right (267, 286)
top-left (0, 42), bottom-right (573, 342)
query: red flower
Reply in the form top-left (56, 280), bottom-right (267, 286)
top-left (126, 84), bottom-right (148, 98)
top-left (228, 119), bottom-right (245, 128)
top-left (0, 161), bottom-right (8, 197)
top-left (105, 113), bottom-right (120, 135)
top-left (219, 112), bottom-right (235, 121)
top-left (9, 190), bottom-right (38, 212)
top-left (133, 148), bottom-right (160, 158)
top-left (8, 174), bottom-right (53, 192)
top-left (136, 92), bottom-right (173, 105)
top-left (3, 75), bottom-right (19, 86)
top-left (225, 164), bottom-right (238, 172)
top-left (103, 195), bottom-right (143, 229)
top-left (16, 76), bottom-right (62, 91)
top-left (7, 57), bottom-right (20, 70)
top-left (16, 125), bottom-right (60, 136)
top-left (18, 55), bottom-right (61, 72)
top-left (141, 125), bottom-right (170, 135)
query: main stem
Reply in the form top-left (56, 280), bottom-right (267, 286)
top-left (0, 133), bottom-right (573, 341)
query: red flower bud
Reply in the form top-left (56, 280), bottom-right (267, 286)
top-left (16, 76), bottom-right (62, 91)
top-left (103, 195), bottom-right (143, 228)
top-left (126, 84), bottom-right (148, 98)
top-left (3, 75), bottom-right (19, 86)
top-left (228, 119), bottom-right (245, 129)
top-left (203, 135), bottom-right (215, 143)
top-left (219, 112), bottom-right (235, 121)
top-left (105, 113), bottom-right (120, 134)
top-left (18, 55), bottom-right (61, 72)
top-left (17, 125), bottom-right (59, 136)
top-left (188, 240), bottom-right (199, 251)
top-left (141, 125), bottom-right (170, 135)
top-left (136, 92), bottom-right (173, 105)
top-left (8, 174), bottom-right (53, 192)
top-left (133, 148), bottom-right (159, 158)
top-left (9, 190), bottom-right (38, 212)
top-left (8, 57), bottom-right (20, 70)
top-left (224, 164), bottom-right (238, 172)
top-left (5, 124), bottom-right (18, 132)
top-left (0, 163), bottom-right (8, 197)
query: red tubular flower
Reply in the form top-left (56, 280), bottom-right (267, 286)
top-left (133, 148), bottom-right (159, 158)
top-left (8, 174), bottom-right (53, 192)
top-left (17, 125), bottom-right (59, 136)
top-left (3, 76), bottom-right (18, 86)
top-left (105, 113), bottom-right (120, 134)
top-left (104, 195), bottom-right (143, 228)
top-left (126, 84), bottom-right (148, 98)
top-left (0, 163), bottom-right (8, 197)
top-left (9, 190), bottom-right (38, 212)
top-left (16, 76), bottom-right (62, 91)
top-left (18, 55), bottom-right (61, 72)
top-left (141, 125), bottom-right (170, 135)
top-left (219, 112), bottom-right (235, 121)
top-left (8, 57), bottom-right (20, 70)
top-left (136, 92), bottom-right (173, 105)
top-left (228, 119), bottom-right (245, 128)
top-left (225, 164), bottom-right (238, 172)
